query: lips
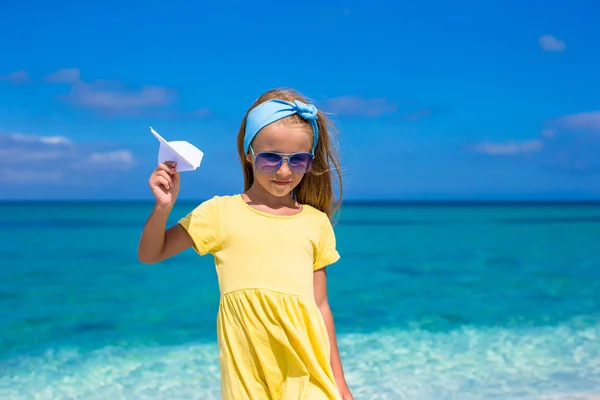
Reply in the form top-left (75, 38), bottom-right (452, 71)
top-left (272, 180), bottom-right (291, 186)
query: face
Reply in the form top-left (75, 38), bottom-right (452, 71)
top-left (246, 120), bottom-right (314, 198)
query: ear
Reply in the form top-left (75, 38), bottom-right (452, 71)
top-left (245, 152), bottom-right (253, 164)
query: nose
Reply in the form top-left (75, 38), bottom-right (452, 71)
top-left (276, 158), bottom-right (293, 177)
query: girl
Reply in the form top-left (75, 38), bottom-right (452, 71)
top-left (138, 88), bottom-right (353, 400)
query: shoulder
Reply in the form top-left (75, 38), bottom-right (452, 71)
top-left (179, 195), bottom-right (238, 226)
top-left (300, 204), bottom-right (335, 228)
top-left (178, 195), bottom-right (237, 255)
top-left (179, 194), bottom-right (242, 230)
top-left (202, 194), bottom-right (237, 206)
top-left (304, 205), bottom-right (341, 268)
top-left (188, 194), bottom-right (239, 213)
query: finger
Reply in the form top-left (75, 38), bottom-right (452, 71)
top-left (160, 176), bottom-right (173, 190)
top-left (156, 169), bottom-right (171, 179)
top-left (157, 162), bottom-right (177, 175)
top-left (156, 170), bottom-right (173, 185)
top-left (154, 176), bottom-right (171, 190)
top-left (172, 171), bottom-right (181, 183)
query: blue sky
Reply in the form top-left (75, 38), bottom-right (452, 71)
top-left (1, 0), bottom-right (599, 201)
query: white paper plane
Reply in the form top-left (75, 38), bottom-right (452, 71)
top-left (150, 127), bottom-right (204, 172)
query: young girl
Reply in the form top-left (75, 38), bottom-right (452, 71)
top-left (138, 88), bottom-right (353, 400)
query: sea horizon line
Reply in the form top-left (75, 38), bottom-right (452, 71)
top-left (2, 198), bottom-right (600, 206)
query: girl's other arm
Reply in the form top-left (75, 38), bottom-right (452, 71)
top-left (314, 267), bottom-right (354, 400)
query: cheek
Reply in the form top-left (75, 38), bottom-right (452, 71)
top-left (253, 169), bottom-right (272, 184)
top-left (292, 172), bottom-right (305, 184)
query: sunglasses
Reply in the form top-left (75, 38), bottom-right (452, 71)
top-left (250, 146), bottom-right (314, 174)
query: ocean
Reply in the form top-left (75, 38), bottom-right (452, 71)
top-left (1, 201), bottom-right (600, 400)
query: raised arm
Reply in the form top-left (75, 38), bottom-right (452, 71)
top-left (137, 161), bottom-right (193, 263)
top-left (138, 207), bottom-right (193, 263)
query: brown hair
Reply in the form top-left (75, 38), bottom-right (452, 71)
top-left (237, 88), bottom-right (343, 221)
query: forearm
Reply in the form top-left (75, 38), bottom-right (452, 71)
top-left (318, 302), bottom-right (347, 384)
top-left (138, 204), bottom-right (172, 263)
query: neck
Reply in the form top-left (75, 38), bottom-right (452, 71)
top-left (245, 184), bottom-right (296, 209)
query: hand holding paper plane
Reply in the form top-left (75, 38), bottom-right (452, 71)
top-left (150, 127), bottom-right (204, 172)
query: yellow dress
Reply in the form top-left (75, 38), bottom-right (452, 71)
top-left (178, 194), bottom-right (342, 400)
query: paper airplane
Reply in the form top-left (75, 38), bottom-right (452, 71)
top-left (150, 127), bottom-right (204, 172)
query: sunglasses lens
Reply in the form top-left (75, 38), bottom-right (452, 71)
top-left (289, 153), bottom-right (313, 174)
top-left (255, 153), bottom-right (282, 173)
top-left (254, 152), bottom-right (314, 174)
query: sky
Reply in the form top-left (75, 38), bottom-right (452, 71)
top-left (1, 0), bottom-right (599, 201)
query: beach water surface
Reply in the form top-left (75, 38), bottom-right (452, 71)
top-left (1, 202), bottom-right (600, 399)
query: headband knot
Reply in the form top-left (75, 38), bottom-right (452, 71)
top-left (293, 100), bottom-right (318, 121)
top-left (244, 98), bottom-right (320, 155)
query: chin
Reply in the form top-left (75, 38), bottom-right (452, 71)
top-left (255, 179), bottom-right (295, 197)
top-left (253, 175), bottom-right (301, 198)
top-left (267, 185), bottom-right (294, 197)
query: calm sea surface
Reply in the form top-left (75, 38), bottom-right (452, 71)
top-left (1, 201), bottom-right (600, 399)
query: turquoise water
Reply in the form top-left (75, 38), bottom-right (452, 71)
top-left (1, 201), bottom-right (600, 399)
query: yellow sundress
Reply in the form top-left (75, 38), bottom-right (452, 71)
top-left (178, 194), bottom-right (342, 400)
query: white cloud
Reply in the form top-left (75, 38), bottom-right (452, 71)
top-left (538, 34), bottom-right (566, 52)
top-left (190, 107), bottom-right (211, 118)
top-left (0, 170), bottom-right (63, 183)
top-left (470, 139), bottom-right (544, 155)
top-left (2, 67), bottom-right (184, 118)
top-left (8, 133), bottom-right (72, 145)
top-left (554, 111), bottom-right (600, 132)
top-left (40, 68), bottom-right (178, 116)
top-left (61, 79), bottom-right (176, 116)
top-left (88, 150), bottom-right (134, 165)
top-left (0, 70), bottom-right (30, 85)
top-left (45, 68), bottom-right (81, 84)
top-left (0, 133), bottom-right (74, 162)
top-left (541, 128), bottom-right (556, 138)
top-left (0, 132), bottom-right (135, 184)
top-left (322, 95), bottom-right (397, 117)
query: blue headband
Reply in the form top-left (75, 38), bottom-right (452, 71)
top-left (244, 99), bottom-right (319, 155)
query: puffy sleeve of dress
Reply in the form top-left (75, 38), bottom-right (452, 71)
top-left (178, 195), bottom-right (223, 255)
top-left (313, 215), bottom-right (340, 271)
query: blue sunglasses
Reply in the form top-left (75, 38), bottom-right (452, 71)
top-left (250, 146), bottom-right (314, 174)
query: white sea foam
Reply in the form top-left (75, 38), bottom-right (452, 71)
top-left (2, 317), bottom-right (599, 400)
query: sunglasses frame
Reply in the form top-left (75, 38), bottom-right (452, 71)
top-left (249, 146), bottom-right (314, 175)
